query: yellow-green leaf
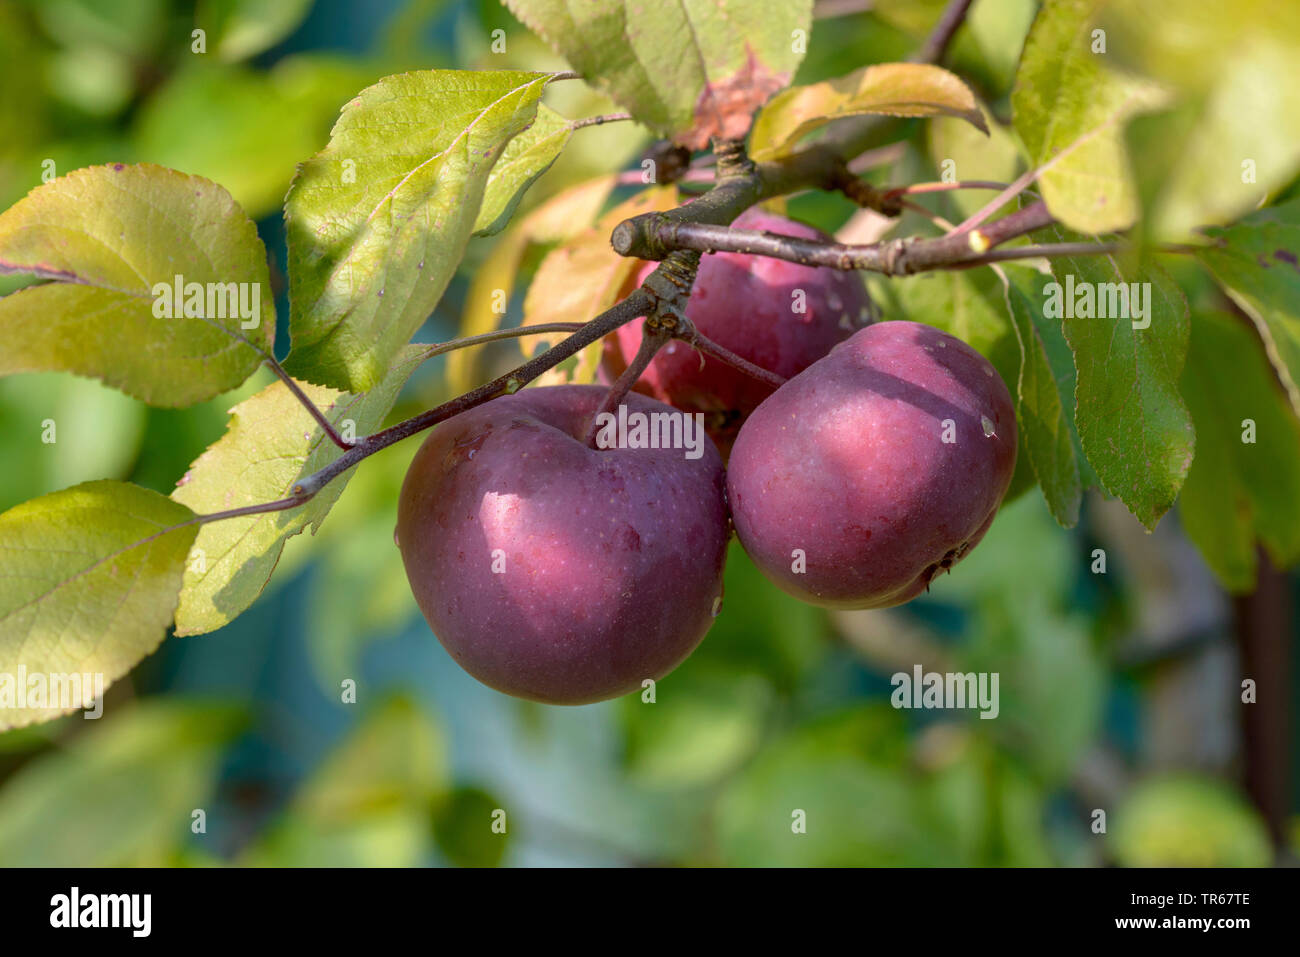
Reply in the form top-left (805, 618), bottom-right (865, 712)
top-left (473, 104), bottom-right (572, 237)
top-left (506, 0), bottom-right (811, 149)
top-left (171, 346), bottom-right (425, 635)
top-left (0, 481), bottom-right (198, 730)
top-left (1179, 310), bottom-right (1300, 591)
top-left (1002, 271), bottom-right (1082, 526)
top-left (0, 700), bottom-right (246, 864)
top-left (1196, 198), bottom-right (1300, 418)
top-left (284, 69), bottom-right (555, 391)
top-left (0, 164), bottom-right (275, 407)
top-left (1047, 243), bottom-right (1193, 529)
top-left (751, 62), bottom-right (988, 161)
top-left (1011, 0), bottom-right (1167, 233)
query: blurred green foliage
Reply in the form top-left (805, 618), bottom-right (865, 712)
top-left (0, 0), bottom-right (1292, 868)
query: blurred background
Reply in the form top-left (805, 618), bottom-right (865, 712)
top-left (0, 0), bottom-right (1295, 867)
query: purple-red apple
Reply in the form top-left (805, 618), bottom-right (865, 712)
top-left (396, 385), bottom-right (729, 704)
top-left (726, 321), bottom-right (1017, 609)
top-left (603, 208), bottom-right (872, 456)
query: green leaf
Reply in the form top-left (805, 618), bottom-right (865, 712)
top-left (432, 786), bottom-right (510, 867)
top-left (0, 481), bottom-right (198, 730)
top-left (689, 541), bottom-right (828, 693)
top-left (0, 700), bottom-right (246, 865)
top-left (283, 69), bottom-right (554, 391)
top-left (1047, 244), bottom-right (1193, 529)
top-left (0, 373), bottom-right (146, 511)
top-left (926, 103), bottom-right (1022, 220)
top-left (1102, 1), bottom-right (1300, 240)
top-left (299, 696), bottom-right (446, 818)
top-left (34, 0), bottom-right (166, 58)
top-left (1002, 272), bottom-right (1082, 525)
top-left (1196, 199), bottom-right (1300, 418)
top-left (1011, 0), bottom-right (1167, 233)
top-left (171, 346), bottom-right (425, 635)
top-left (243, 696), bottom-right (446, 866)
top-left (968, 590), bottom-right (1102, 784)
top-left (751, 62), bottom-right (988, 160)
top-left (921, 735), bottom-right (1053, 866)
top-left (505, 0), bottom-right (811, 149)
top-left (0, 164), bottom-right (275, 406)
top-left (926, 493), bottom-right (1102, 783)
top-left (715, 707), bottom-right (949, 866)
top-left (1179, 310), bottom-right (1300, 591)
top-left (133, 57), bottom-right (384, 220)
top-left (198, 0), bottom-right (316, 62)
top-left (1111, 775), bottom-right (1272, 867)
top-left (620, 669), bottom-right (772, 790)
top-left (473, 104), bottom-right (572, 237)
top-left (304, 509), bottom-right (416, 691)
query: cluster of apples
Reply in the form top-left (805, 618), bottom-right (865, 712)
top-left (396, 210), bottom-right (1017, 704)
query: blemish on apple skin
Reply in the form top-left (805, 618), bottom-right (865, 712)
top-left (112, 163), bottom-right (124, 171)
top-left (1273, 249), bottom-right (1299, 270)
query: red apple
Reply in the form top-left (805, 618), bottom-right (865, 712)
top-left (396, 385), bottom-right (730, 704)
top-left (726, 321), bottom-right (1017, 609)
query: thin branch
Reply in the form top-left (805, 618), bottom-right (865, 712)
top-left (831, 166), bottom-right (904, 216)
top-left (943, 240), bottom-right (1122, 269)
top-left (195, 291), bottom-right (654, 524)
top-left (686, 333), bottom-right (787, 390)
top-left (847, 142), bottom-right (907, 174)
top-left (900, 197), bottom-right (957, 230)
top-left (888, 180), bottom-right (1012, 196)
top-left (616, 201), bottom-right (1058, 276)
top-left (950, 91), bottom-right (1147, 237)
top-left (422, 323), bottom-right (587, 359)
top-left (570, 112), bottom-right (633, 131)
top-left (264, 358), bottom-right (353, 450)
top-left (262, 325), bottom-right (595, 454)
top-left (616, 168), bottom-right (715, 187)
top-left (913, 0), bottom-right (976, 65)
top-left (949, 166), bottom-right (1043, 238)
top-left (584, 323), bottom-right (670, 447)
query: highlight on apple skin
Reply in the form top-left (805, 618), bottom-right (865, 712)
top-left (726, 320), bottom-right (1018, 609)
top-left (396, 384), bottom-right (730, 704)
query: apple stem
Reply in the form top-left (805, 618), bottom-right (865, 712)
top-left (584, 323), bottom-right (671, 449)
top-left (686, 333), bottom-right (787, 390)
